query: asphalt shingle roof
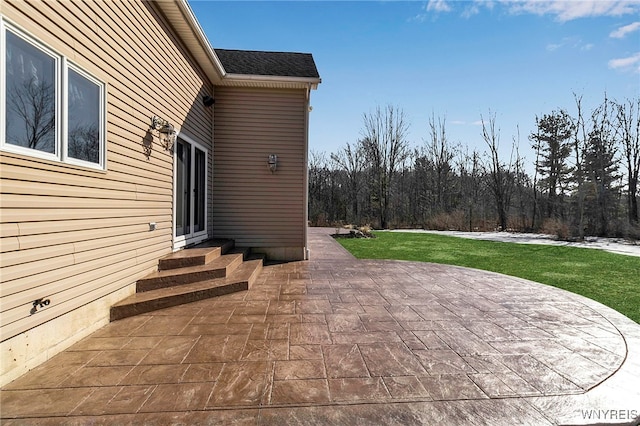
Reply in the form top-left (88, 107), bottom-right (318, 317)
top-left (215, 49), bottom-right (320, 79)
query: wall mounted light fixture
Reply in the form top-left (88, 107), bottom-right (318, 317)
top-left (150, 115), bottom-right (176, 151)
top-left (268, 154), bottom-right (278, 173)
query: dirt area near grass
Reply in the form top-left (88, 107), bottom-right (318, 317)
top-left (387, 229), bottom-right (640, 258)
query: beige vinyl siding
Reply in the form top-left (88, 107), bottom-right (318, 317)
top-left (213, 86), bottom-right (307, 256)
top-left (1, 0), bottom-right (213, 349)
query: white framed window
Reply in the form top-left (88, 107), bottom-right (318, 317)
top-left (1, 19), bottom-right (106, 170)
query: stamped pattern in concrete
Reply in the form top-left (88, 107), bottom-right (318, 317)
top-left (1, 228), bottom-right (639, 425)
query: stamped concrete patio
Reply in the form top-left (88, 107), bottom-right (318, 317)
top-left (2, 228), bottom-right (639, 425)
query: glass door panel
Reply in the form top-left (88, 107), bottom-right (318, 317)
top-left (174, 136), bottom-right (208, 248)
top-left (194, 147), bottom-right (206, 233)
top-left (175, 139), bottom-right (191, 237)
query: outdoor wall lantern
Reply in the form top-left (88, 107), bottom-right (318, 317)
top-left (268, 154), bottom-right (278, 173)
top-left (150, 115), bottom-right (176, 151)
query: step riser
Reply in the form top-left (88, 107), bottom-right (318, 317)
top-left (247, 260), bottom-right (263, 289)
top-left (138, 269), bottom-right (225, 292)
top-left (110, 281), bottom-right (249, 321)
top-left (158, 252), bottom-right (217, 271)
top-left (157, 240), bottom-right (234, 271)
top-left (137, 255), bottom-right (243, 292)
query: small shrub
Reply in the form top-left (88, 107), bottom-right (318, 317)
top-left (541, 218), bottom-right (570, 240)
top-left (332, 223), bottom-right (375, 239)
top-left (611, 221), bottom-right (640, 242)
top-left (425, 211), bottom-right (466, 231)
top-left (628, 224), bottom-right (640, 242)
top-left (359, 224), bottom-right (372, 234)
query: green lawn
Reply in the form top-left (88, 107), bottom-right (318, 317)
top-left (338, 231), bottom-right (640, 323)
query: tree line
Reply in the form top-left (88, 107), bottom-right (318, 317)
top-left (309, 95), bottom-right (640, 240)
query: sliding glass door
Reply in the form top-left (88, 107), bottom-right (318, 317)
top-left (174, 136), bottom-right (208, 249)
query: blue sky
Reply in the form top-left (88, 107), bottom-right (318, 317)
top-left (190, 1), bottom-right (640, 167)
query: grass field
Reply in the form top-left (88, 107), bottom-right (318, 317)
top-left (337, 231), bottom-right (640, 323)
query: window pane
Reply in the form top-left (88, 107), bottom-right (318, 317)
top-left (5, 31), bottom-right (56, 153)
top-left (68, 68), bottom-right (101, 164)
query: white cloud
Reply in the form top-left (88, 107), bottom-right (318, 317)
top-left (411, 0), bottom-right (638, 24)
top-left (483, 1), bottom-right (496, 11)
top-left (462, 3), bottom-right (481, 18)
top-left (610, 21), bottom-right (640, 38)
top-left (410, 14), bottom-right (427, 23)
top-left (451, 120), bottom-right (467, 125)
top-left (546, 43), bottom-right (562, 51)
top-left (546, 37), bottom-right (593, 52)
top-left (427, 0), bottom-right (452, 13)
top-left (608, 52), bottom-right (640, 73)
top-left (504, 0), bottom-right (640, 22)
top-left (410, 0), bottom-right (453, 22)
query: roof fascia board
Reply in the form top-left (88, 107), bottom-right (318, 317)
top-left (224, 73), bottom-right (321, 89)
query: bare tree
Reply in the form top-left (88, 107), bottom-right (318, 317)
top-left (7, 76), bottom-right (55, 152)
top-left (615, 97), bottom-right (640, 225)
top-left (412, 148), bottom-right (431, 224)
top-left (308, 150), bottom-right (333, 225)
top-left (331, 141), bottom-right (366, 224)
top-left (481, 112), bottom-right (514, 231)
top-left (425, 113), bottom-right (456, 214)
top-left (68, 124), bottom-right (100, 163)
top-left (583, 95), bottom-right (621, 236)
top-left (571, 93), bottom-right (588, 240)
top-left (513, 127), bottom-right (531, 230)
top-left (457, 146), bottom-right (482, 231)
top-left (361, 105), bottom-right (410, 228)
top-left (530, 126), bottom-right (542, 229)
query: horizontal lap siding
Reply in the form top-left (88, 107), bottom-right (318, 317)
top-left (213, 87), bottom-right (307, 248)
top-left (0, 0), bottom-right (213, 342)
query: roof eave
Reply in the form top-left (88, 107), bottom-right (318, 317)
top-left (155, 0), bottom-right (226, 84)
top-left (155, 1), bottom-right (322, 91)
top-left (221, 73), bottom-right (321, 90)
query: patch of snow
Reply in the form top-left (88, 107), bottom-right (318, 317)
top-left (385, 230), bottom-right (640, 258)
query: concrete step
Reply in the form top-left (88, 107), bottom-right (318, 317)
top-left (136, 253), bottom-right (244, 292)
top-left (158, 239), bottom-right (234, 270)
top-left (110, 259), bottom-right (263, 321)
